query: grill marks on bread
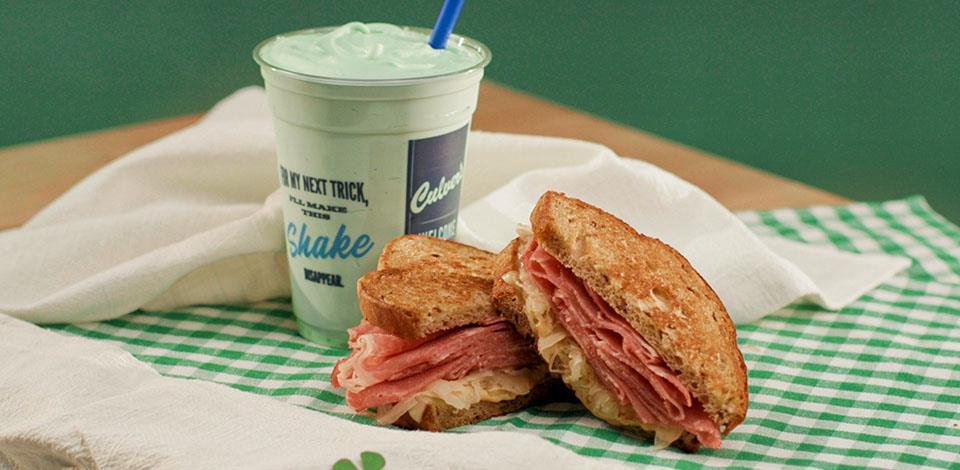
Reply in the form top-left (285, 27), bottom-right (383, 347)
top-left (361, 235), bottom-right (500, 339)
top-left (377, 235), bottom-right (496, 280)
top-left (358, 269), bottom-right (496, 339)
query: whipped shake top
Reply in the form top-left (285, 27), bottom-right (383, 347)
top-left (256, 22), bottom-right (487, 81)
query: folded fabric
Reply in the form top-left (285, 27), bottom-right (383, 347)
top-left (456, 134), bottom-right (911, 323)
top-left (0, 88), bottom-right (289, 324)
top-left (0, 87), bottom-right (908, 325)
top-left (0, 313), bottom-right (623, 470)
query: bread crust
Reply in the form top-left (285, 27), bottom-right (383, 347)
top-left (529, 191), bottom-right (748, 434)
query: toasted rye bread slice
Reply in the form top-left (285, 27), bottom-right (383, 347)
top-left (391, 374), bottom-right (562, 432)
top-left (525, 191), bottom-right (748, 436)
top-left (377, 235), bottom-right (496, 280)
top-left (358, 268), bottom-right (496, 339)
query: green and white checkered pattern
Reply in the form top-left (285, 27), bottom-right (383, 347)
top-left (47, 196), bottom-right (960, 468)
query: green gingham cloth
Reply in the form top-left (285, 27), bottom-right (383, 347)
top-left (47, 196), bottom-right (960, 469)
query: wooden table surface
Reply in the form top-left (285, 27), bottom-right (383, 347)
top-left (0, 82), bottom-right (846, 230)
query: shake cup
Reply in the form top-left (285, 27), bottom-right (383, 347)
top-left (254, 22), bottom-right (490, 347)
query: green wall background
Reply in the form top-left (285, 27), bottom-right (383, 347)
top-left (2, 1), bottom-right (958, 222)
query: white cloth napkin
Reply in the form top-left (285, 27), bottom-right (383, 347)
top-left (0, 87), bottom-right (907, 325)
top-left (0, 313), bottom-right (623, 470)
top-left (455, 134), bottom-right (911, 323)
top-left (0, 89), bottom-right (291, 324)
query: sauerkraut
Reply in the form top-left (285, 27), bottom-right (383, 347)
top-left (375, 367), bottom-right (544, 425)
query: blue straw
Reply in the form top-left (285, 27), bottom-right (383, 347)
top-left (428, 0), bottom-right (465, 49)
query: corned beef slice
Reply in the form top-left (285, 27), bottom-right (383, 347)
top-left (333, 319), bottom-right (539, 410)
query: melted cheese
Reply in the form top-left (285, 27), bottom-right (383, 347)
top-left (375, 367), bottom-right (544, 425)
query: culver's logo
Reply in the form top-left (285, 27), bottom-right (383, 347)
top-left (404, 125), bottom-right (468, 239)
top-left (409, 162), bottom-right (463, 215)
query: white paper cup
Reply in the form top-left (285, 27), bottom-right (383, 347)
top-left (254, 27), bottom-right (491, 347)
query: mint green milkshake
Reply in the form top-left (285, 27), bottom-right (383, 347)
top-left (254, 23), bottom-right (490, 347)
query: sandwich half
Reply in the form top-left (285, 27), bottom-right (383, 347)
top-left (331, 235), bottom-right (558, 431)
top-left (493, 191), bottom-right (748, 451)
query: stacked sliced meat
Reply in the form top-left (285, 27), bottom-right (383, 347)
top-left (332, 319), bottom-right (541, 411)
top-left (521, 241), bottom-right (722, 449)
